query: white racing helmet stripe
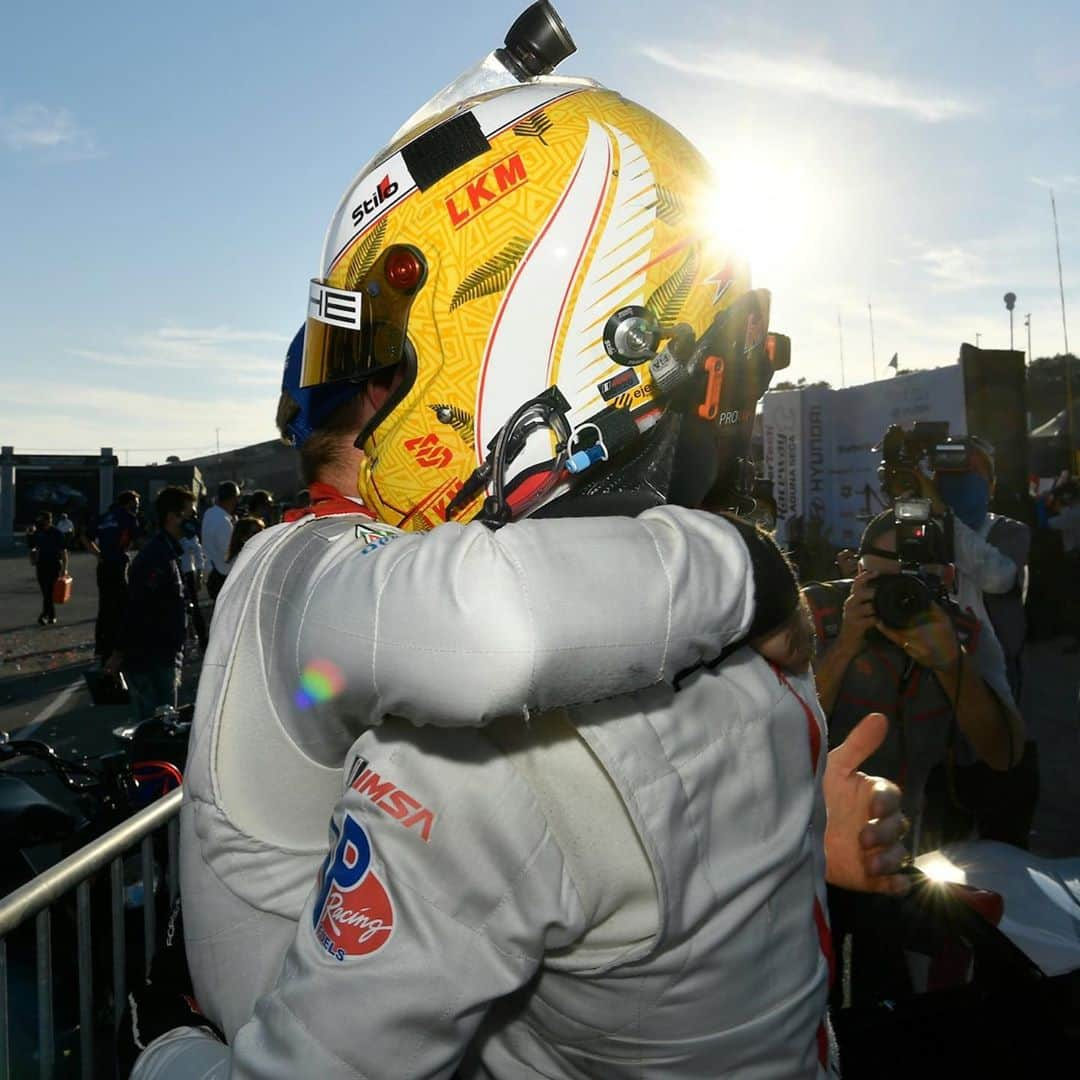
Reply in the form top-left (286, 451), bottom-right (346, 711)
top-left (475, 119), bottom-right (612, 466)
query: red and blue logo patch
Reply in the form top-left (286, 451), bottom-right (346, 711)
top-left (312, 814), bottom-right (394, 962)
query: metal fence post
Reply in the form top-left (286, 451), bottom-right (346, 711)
top-left (167, 816), bottom-right (180, 907)
top-left (0, 788), bottom-right (181, 1078)
top-left (140, 838), bottom-right (156, 980)
top-left (77, 881), bottom-right (94, 1080)
top-left (110, 859), bottom-right (126, 1041)
top-left (0, 936), bottom-right (9, 1080)
top-left (36, 908), bottom-right (54, 1080)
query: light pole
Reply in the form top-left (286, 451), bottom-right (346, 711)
top-left (1004, 292), bottom-right (1016, 351)
top-left (1025, 313), bottom-right (1032, 364)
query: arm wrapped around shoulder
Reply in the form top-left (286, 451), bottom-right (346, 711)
top-left (300, 506), bottom-right (772, 728)
top-left (718, 515), bottom-right (800, 640)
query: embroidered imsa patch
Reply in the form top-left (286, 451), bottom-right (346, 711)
top-left (346, 757), bottom-right (436, 842)
top-left (313, 814), bottom-right (394, 961)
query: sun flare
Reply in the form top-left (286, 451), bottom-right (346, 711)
top-left (700, 143), bottom-right (833, 287)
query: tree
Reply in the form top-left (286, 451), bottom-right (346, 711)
top-left (1027, 354), bottom-right (1080, 427)
top-left (771, 377), bottom-right (833, 391)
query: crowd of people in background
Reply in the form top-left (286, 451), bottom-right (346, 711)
top-left (783, 436), bottom-right (1072, 1006)
top-left (24, 479), bottom-right (305, 724)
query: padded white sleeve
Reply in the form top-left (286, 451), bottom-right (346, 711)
top-left (953, 516), bottom-right (1017, 595)
top-left (294, 505), bottom-right (758, 727)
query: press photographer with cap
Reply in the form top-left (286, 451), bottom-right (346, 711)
top-left (806, 426), bottom-right (1024, 844)
top-left (804, 499), bottom-right (1023, 1007)
top-left (806, 507), bottom-right (1022, 843)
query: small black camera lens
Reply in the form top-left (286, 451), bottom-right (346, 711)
top-left (503, 1), bottom-right (576, 77)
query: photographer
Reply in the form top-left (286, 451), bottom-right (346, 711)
top-left (879, 427), bottom-right (1020, 701)
top-left (806, 508), bottom-right (1023, 853)
top-left (806, 506), bottom-right (1024, 1008)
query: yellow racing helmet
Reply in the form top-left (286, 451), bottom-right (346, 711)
top-left (302, 7), bottom-right (786, 529)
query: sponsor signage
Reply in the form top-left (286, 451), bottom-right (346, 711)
top-left (762, 366), bottom-right (967, 547)
top-left (445, 152), bottom-right (528, 229)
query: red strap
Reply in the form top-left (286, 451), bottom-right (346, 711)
top-left (283, 482), bottom-right (375, 522)
top-left (817, 1021), bottom-right (830, 1070)
top-left (773, 664), bottom-right (823, 775)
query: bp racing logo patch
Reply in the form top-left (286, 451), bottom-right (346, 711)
top-left (313, 814), bottom-right (394, 961)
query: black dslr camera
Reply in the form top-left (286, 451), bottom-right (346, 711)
top-left (877, 420), bottom-right (958, 500)
top-left (872, 497), bottom-right (957, 630)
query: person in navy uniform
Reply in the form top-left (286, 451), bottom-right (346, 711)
top-left (88, 490), bottom-right (143, 660)
top-left (29, 512), bottom-right (68, 626)
top-left (106, 487), bottom-right (195, 721)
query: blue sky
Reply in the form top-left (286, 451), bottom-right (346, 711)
top-left (1, 1), bottom-right (1078, 464)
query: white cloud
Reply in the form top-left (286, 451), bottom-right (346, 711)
top-left (639, 45), bottom-right (977, 123)
top-left (1, 103), bottom-right (100, 157)
top-left (68, 325), bottom-right (290, 375)
top-left (2, 380), bottom-right (278, 463)
top-left (911, 245), bottom-right (992, 290)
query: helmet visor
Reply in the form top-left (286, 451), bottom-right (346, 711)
top-left (301, 245), bottom-right (427, 389)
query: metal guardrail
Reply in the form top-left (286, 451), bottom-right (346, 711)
top-left (0, 786), bottom-right (183, 1080)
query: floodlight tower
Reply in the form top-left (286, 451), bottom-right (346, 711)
top-left (1004, 291), bottom-right (1017, 351)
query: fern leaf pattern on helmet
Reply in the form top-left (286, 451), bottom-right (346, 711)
top-left (512, 110), bottom-right (553, 146)
top-left (647, 247), bottom-right (700, 328)
top-left (450, 238), bottom-right (530, 312)
top-left (345, 218), bottom-right (388, 291)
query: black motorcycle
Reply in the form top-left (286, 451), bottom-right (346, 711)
top-left (0, 709), bottom-right (190, 1078)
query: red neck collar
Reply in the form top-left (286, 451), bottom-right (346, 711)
top-left (283, 481), bottom-right (374, 522)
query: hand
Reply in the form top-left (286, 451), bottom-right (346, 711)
top-left (875, 601), bottom-right (960, 671)
top-left (104, 652), bottom-right (123, 677)
top-left (837, 569), bottom-right (879, 651)
top-left (824, 712), bottom-right (911, 895)
top-left (752, 597), bottom-right (814, 674)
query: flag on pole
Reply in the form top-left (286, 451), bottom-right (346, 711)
top-left (888, 352), bottom-right (899, 371)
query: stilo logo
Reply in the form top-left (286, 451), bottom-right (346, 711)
top-left (312, 815), bottom-right (394, 962)
top-left (351, 174), bottom-right (400, 228)
top-left (404, 433), bottom-right (453, 469)
top-left (445, 152), bottom-right (528, 229)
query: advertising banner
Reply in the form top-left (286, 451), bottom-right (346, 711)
top-left (761, 389), bottom-right (803, 543)
top-left (762, 366), bottom-right (967, 548)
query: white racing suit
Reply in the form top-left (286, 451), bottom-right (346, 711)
top-left (133, 506), bottom-right (833, 1077)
